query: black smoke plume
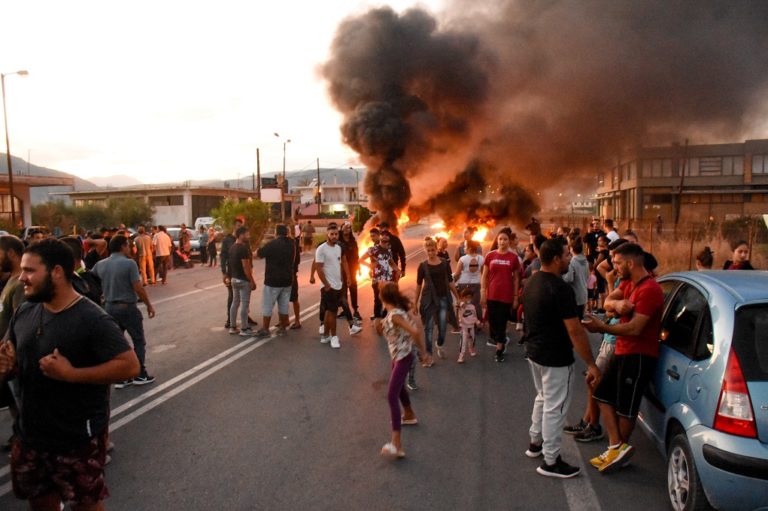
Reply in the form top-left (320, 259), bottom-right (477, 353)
top-left (322, 1), bottom-right (768, 227)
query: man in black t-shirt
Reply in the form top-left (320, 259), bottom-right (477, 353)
top-left (0, 239), bottom-right (139, 509)
top-left (220, 219), bottom-right (243, 328)
top-left (522, 238), bottom-right (599, 479)
top-left (227, 227), bottom-right (256, 336)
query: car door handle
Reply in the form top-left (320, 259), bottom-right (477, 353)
top-left (666, 368), bottom-right (680, 380)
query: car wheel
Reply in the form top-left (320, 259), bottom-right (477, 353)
top-left (667, 433), bottom-right (711, 511)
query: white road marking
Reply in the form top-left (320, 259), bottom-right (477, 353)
top-left (0, 245), bottom-right (426, 496)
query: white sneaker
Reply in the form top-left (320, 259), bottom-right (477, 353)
top-left (349, 324), bottom-right (362, 335)
top-left (330, 336), bottom-right (341, 349)
top-left (319, 325), bottom-right (325, 335)
top-left (515, 322), bottom-right (523, 331)
top-left (320, 336), bottom-right (330, 344)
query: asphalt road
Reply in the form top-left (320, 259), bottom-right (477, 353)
top-left (0, 224), bottom-right (670, 510)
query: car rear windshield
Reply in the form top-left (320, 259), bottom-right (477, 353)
top-left (733, 305), bottom-right (768, 381)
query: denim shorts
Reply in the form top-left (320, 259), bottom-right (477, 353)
top-left (262, 285), bottom-right (291, 316)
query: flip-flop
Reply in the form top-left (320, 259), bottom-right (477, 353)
top-left (381, 442), bottom-right (406, 459)
top-left (289, 323), bottom-right (302, 329)
top-left (401, 417), bottom-right (419, 426)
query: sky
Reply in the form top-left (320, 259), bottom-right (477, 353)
top-left (2, 0), bottom-right (442, 184)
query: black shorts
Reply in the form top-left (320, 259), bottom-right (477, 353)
top-left (320, 288), bottom-right (342, 313)
top-left (593, 354), bottom-right (657, 418)
top-left (290, 274), bottom-right (299, 303)
top-left (596, 275), bottom-right (607, 294)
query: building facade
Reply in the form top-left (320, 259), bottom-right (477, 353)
top-left (61, 185), bottom-right (257, 226)
top-left (595, 138), bottom-right (768, 222)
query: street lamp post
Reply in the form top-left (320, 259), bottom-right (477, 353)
top-left (1, 69), bottom-right (28, 229)
top-left (274, 133), bottom-right (291, 222)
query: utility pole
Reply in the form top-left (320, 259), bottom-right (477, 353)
top-left (674, 138), bottom-right (689, 237)
top-left (256, 148), bottom-right (261, 200)
top-left (316, 158), bottom-right (321, 210)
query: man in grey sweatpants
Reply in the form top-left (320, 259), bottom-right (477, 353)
top-left (522, 238), bottom-right (600, 478)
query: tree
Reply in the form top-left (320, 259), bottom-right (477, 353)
top-left (210, 198), bottom-right (271, 245)
top-left (72, 203), bottom-right (112, 231)
top-left (32, 201), bottom-right (74, 232)
top-left (107, 197), bottom-right (154, 228)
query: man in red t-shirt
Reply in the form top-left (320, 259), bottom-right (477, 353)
top-left (582, 242), bottom-right (664, 474)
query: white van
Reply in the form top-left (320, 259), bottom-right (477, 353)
top-left (194, 217), bottom-right (215, 231)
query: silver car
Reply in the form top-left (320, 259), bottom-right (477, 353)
top-left (638, 271), bottom-right (768, 511)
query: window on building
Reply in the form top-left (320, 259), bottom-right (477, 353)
top-left (597, 173), bottom-right (605, 187)
top-left (687, 157), bottom-right (699, 176)
top-left (629, 162), bottom-right (636, 180)
top-left (699, 157), bottom-right (723, 176)
top-left (149, 195), bottom-right (184, 207)
top-left (753, 154), bottom-right (766, 174)
top-left (642, 160), bottom-right (652, 178)
top-left (734, 156), bottom-right (744, 175)
top-left (662, 159), bottom-right (673, 177)
top-left (652, 159), bottom-right (662, 177)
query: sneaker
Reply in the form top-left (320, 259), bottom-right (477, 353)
top-left (495, 353), bottom-right (505, 363)
top-left (486, 340), bottom-right (496, 347)
top-left (228, 327), bottom-right (238, 335)
top-left (598, 443), bottom-right (634, 474)
top-left (564, 419), bottom-right (588, 435)
top-left (275, 327), bottom-right (287, 336)
top-left (320, 336), bottom-right (330, 344)
top-left (537, 456), bottom-right (581, 479)
top-left (469, 347), bottom-right (477, 357)
top-left (575, 424), bottom-right (604, 443)
top-left (319, 325), bottom-right (325, 335)
top-left (349, 324), bottom-right (363, 335)
top-left (105, 454), bottom-right (112, 466)
top-left (353, 310), bottom-right (362, 321)
top-left (515, 322), bottom-right (523, 331)
top-left (330, 336), bottom-right (341, 349)
top-left (224, 322), bottom-right (231, 329)
top-left (436, 346), bottom-right (445, 359)
top-left (133, 374), bottom-right (156, 386)
top-left (254, 328), bottom-right (271, 338)
top-left (525, 442), bottom-right (543, 458)
top-left (457, 354), bottom-right (465, 364)
top-left (590, 449), bottom-right (610, 469)
top-left (406, 381), bottom-right (418, 391)
top-left (239, 328), bottom-right (255, 337)
top-left (114, 379), bottom-right (133, 389)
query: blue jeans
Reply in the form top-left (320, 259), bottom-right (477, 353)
top-left (105, 302), bottom-right (147, 375)
top-left (421, 295), bottom-right (449, 354)
top-left (229, 278), bottom-right (252, 329)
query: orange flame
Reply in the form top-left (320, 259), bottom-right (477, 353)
top-left (472, 226), bottom-right (489, 242)
top-left (397, 210), bottom-right (410, 228)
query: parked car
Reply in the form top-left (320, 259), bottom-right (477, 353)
top-left (165, 227), bottom-right (200, 259)
top-left (19, 225), bottom-right (51, 241)
top-left (638, 270), bottom-right (768, 511)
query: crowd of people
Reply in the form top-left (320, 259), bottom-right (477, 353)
top-left (0, 214), bottom-right (761, 508)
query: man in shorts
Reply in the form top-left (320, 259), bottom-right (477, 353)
top-left (255, 224), bottom-right (295, 337)
top-left (0, 239), bottom-right (139, 510)
top-left (315, 224), bottom-right (350, 349)
top-left (583, 242), bottom-right (664, 473)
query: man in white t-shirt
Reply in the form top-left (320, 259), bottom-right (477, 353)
top-left (315, 224), bottom-right (349, 349)
top-left (605, 219), bottom-right (620, 243)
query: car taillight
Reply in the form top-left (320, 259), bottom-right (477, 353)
top-left (713, 350), bottom-right (757, 438)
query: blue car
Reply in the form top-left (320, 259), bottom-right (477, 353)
top-left (638, 271), bottom-right (768, 511)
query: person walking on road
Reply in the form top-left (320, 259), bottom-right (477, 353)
top-left (340, 222), bottom-right (362, 321)
top-left (315, 224), bottom-right (351, 349)
top-left (416, 237), bottom-right (458, 361)
top-left (134, 225), bottom-right (155, 286)
top-left (375, 282), bottom-right (427, 459)
top-left (93, 235), bottom-right (157, 388)
top-left (228, 227), bottom-right (256, 337)
top-left (0, 238), bottom-right (139, 510)
top-left (481, 230), bottom-right (520, 362)
top-left (153, 225), bottom-right (173, 285)
top-left (582, 242), bottom-right (664, 474)
top-left (523, 238), bottom-right (600, 478)
top-left (221, 219), bottom-right (243, 328)
top-left (255, 224), bottom-right (294, 337)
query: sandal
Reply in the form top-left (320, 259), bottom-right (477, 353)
top-left (289, 322), bottom-right (302, 330)
top-left (401, 417), bottom-right (419, 426)
top-left (380, 442), bottom-right (406, 459)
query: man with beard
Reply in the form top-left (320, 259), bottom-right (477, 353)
top-left (0, 235), bottom-right (25, 337)
top-left (522, 238), bottom-right (599, 478)
top-left (0, 238), bottom-right (139, 510)
top-left (0, 235), bottom-right (25, 450)
top-left (583, 242), bottom-right (664, 474)
top-left (93, 235), bottom-right (156, 388)
top-left (377, 222), bottom-right (406, 277)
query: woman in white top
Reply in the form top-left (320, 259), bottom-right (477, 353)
top-left (453, 240), bottom-right (484, 326)
top-left (375, 282), bottom-right (427, 459)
